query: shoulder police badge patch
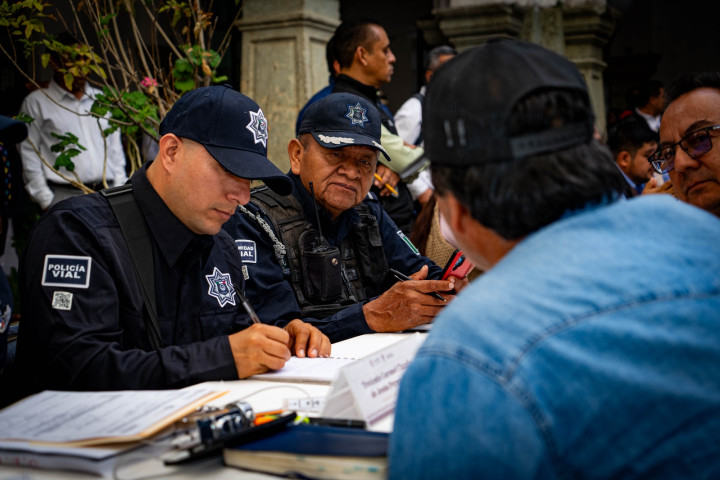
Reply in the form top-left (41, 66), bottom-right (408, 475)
top-left (235, 239), bottom-right (256, 263)
top-left (42, 255), bottom-right (92, 288)
top-left (345, 102), bottom-right (369, 127)
top-left (246, 108), bottom-right (269, 147)
top-left (205, 267), bottom-right (237, 308)
top-left (397, 230), bottom-right (420, 255)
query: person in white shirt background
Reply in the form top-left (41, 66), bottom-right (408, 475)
top-left (18, 32), bottom-right (127, 210)
top-left (394, 45), bottom-right (456, 206)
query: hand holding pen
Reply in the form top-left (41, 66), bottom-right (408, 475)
top-left (374, 173), bottom-right (399, 198)
top-left (362, 265), bottom-right (455, 332)
top-left (390, 268), bottom-right (446, 301)
top-left (373, 164), bottom-right (400, 198)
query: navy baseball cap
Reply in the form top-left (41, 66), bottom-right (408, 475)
top-left (424, 39), bottom-right (595, 166)
top-left (298, 93), bottom-right (391, 161)
top-left (160, 85), bottom-right (291, 195)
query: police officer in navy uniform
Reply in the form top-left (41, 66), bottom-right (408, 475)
top-left (5, 86), bottom-right (330, 404)
top-left (223, 93), bottom-right (463, 343)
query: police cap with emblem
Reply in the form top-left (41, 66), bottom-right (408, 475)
top-left (160, 85), bottom-right (292, 195)
top-left (423, 38), bottom-right (595, 166)
top-left (298, 92), bottom-right (391, 161)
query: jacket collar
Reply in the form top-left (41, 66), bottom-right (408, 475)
top-left (333, 74), bottom-right (379, 104)
top-left (131, 162), bottom-right (213, 268)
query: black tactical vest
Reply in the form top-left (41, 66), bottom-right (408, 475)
top-left (248, 187), bottom-right (390, 319)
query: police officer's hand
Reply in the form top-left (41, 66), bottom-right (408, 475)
top-left (362, 265), bottom-right (455, 332)
top-left (228, 324), bottom-right (292, 378)
top-left (284, 319), bottom-right (331, 358)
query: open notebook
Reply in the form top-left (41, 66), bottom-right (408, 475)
top-left (251, 356), bottom-right (357, 384)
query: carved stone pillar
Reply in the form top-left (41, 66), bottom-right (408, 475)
top-left (237, 0), bottom-right (339, 171)
top-left (563, 2), bottom-right (616, 135)
top-left (431, 3), bottom-right (525, 51)
top-left (422, 0), bottom-right (615, 134)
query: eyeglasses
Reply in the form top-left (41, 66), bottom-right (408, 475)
top-left (649, 124), bottom-right (720, 174)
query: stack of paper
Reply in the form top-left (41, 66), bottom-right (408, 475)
top-left (0, 388), bottom-right (224, 476)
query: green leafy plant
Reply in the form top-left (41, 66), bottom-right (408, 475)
top-left (49, 131), bottom-right (86, 171)
top-left (0, 0), bottom-right (243, 184)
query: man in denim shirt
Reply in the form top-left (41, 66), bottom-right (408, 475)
top-left (389, 40), bottom-right (720, 478)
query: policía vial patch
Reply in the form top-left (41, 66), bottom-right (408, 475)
top-left (235, 239), bottom-right (257, 263)
top-left (42, 255), bottom-right (92, 288)
top-left (205, 267), bottom-right (237, 308)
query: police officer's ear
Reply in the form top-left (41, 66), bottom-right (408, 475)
top-left (157, 134), bottom-right (183, 170)
top-left (288, 137), bottom-right (306, 176)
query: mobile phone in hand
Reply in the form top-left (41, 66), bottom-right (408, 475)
top-left (441, 250), bottom-right (474, 280)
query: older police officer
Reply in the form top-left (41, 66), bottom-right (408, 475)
top-left (224, 93), bottom-right (460, 343)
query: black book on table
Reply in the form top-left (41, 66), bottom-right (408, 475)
top-left (223, 424), bottom-right (388, 480)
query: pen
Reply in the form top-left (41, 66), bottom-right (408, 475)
top-left (306, 417), bottom-right (366, 428)
top-left (255, 414), bottom-right (280, 425)
top-left (374, 173), bottom-right (400, 198)
top-left (238, 290), bottom-right (261, 323)
top-left (255, 409), bottom-right (285, 416)
top-left (389, 268), bottom-right (446, 302)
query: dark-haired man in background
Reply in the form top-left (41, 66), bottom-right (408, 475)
top-left (389, 40), bottom-right (720, 478)
top-left (633, 79), bottom-right (665, 133)
top-left (607, 114), bottom-right (657, 197)
top-left (330, 19), bottom-right (423, 235)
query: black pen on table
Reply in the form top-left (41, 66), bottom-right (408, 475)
top-left (238, 290), bottom-right (261, 323)
top-left (389, 268), bottom-right (446, 302)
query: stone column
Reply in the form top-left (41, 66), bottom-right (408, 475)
top-left (563, 1), bottom-right (616, 135)
top-left (431, 2), bottom-right (525, 51)
top-left (423, 0), bottom-right (614, 134)
top-left (236, 0), bottom-right (339, 172)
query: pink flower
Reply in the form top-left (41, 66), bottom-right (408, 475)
top-left (141, 77), bottom-right (159, 87)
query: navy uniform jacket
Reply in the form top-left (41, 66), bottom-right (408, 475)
top-left (13, 164), bottom-right (250, 393)
top-left (223, 173), bottom-right (443, 343)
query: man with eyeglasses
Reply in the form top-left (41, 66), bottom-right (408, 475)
top-left (653, 72), bottom-right (720, 217)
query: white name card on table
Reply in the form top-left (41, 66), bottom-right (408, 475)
top-left (320, 333), bottom-right (425, 428)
